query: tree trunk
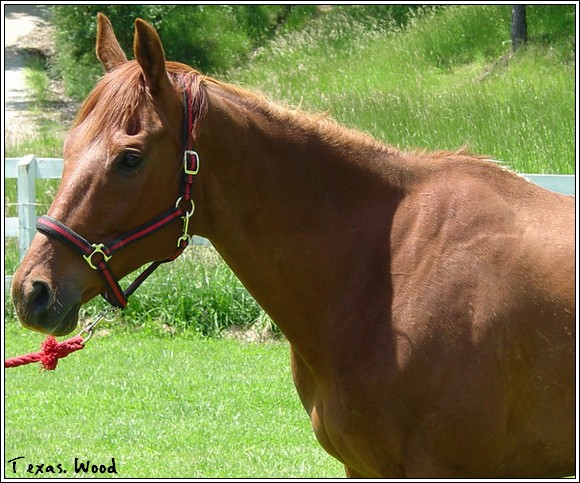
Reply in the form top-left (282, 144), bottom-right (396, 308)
top-left (511, 5), bottom-right (527, 51)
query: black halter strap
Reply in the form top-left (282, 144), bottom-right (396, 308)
top-left (36, 74), bottom-right (201, 309)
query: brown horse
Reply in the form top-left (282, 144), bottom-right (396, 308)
top-left (11, 14), bottom-right (575, 478)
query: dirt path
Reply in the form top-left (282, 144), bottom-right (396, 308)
top-left (4, 5), bottom-right (67, 147)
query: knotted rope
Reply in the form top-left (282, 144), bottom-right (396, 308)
top-left (5, 335), bottom-right (86, 371)
top-left (5, 307), bottom-right (117, 371)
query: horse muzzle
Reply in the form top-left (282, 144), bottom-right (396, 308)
top-left (11, 268), bottom-right (83, 336)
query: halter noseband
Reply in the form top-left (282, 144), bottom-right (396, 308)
top-left (36, 75), bottom-right (201, 309)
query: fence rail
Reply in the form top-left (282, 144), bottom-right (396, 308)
top-left (4, 156), bottom-right (213, 288)
top-left (6, 155), bottom-right (63, 260)
top-left (4, 155), bottom-right (576, 285)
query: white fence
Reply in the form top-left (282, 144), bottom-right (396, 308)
top-left (4, 155), bottom-right (576, 283)
top-left (6, 155), bottom-right (63, 260)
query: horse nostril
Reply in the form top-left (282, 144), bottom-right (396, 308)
top-left (30, 280), bottom-right (53, 316)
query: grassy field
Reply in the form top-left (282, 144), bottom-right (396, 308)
top-left (4, 322), bottom-right (343, 478)
top-left (228, 5), bottom-right (575, 173)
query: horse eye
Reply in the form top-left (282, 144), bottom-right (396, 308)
top-left (120, 152), bottom-right (142, 170)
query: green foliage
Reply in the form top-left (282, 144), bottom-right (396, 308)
top-left (527, 4), bottom-right (576, 45)
top-left (403, 5), bottom-right (512, 68)
top-left (334, 4), bottom-right (439, 29)
top-left (153, 6), bottom-right (251, 76)
top-left (50, 5), bottom-right (319, 99)
top-left (50, 5), bottom-right (144, 99)
top-left (72, 247), bottom-right (265, 339)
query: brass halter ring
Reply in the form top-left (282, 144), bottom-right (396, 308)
top-left (82, 243), bottom-right (112, 270)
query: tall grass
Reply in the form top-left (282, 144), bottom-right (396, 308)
top-left (228, 5), bottom-right (575, 173)
top-left (80, 247), bottom-right (267, 338)
top-left (5, 246), bottom-right (268, 340)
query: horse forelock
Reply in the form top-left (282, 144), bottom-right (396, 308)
top-left (72, 62), bottom-right (145, 140)
top-left (71, 61), bottom-right (207, 144)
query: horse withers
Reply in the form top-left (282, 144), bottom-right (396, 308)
top-left (11, 14), bottom-right (575, 478)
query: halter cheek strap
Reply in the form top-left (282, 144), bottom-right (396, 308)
top-left (35, 75), bottom-right (200, 309)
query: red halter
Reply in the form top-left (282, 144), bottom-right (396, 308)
top-left (36, 75), bottom-right (201, 309)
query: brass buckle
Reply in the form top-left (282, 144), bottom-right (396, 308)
top-left (183, 150), bottom-right (200, 175)
top-left (83, 243), bottom-right (112, 270)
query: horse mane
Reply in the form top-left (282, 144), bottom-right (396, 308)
top-left (74, 60), bottom-right (506, 177)
top-left (200, 78), bottom-right (505, 174)
top-left (202, 76), bottom-right (393, 156)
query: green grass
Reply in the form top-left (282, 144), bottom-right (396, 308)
top-left (227, 5), bottom-right (575, 173)
top-left (4, 322), bottom-right (343, 478)
top-left (85, 247), bottom-right (270, 339)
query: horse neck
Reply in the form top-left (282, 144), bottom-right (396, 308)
top-left (194, 83), bottom-right (402, 358)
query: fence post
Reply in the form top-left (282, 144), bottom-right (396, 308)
top-left (18, 154), bottom-right (37, 260)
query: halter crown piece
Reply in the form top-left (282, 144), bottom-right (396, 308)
top-left (36, 74), bottom-right (200, 309)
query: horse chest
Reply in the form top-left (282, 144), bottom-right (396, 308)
top-left (291, 348), bottom-right (405, 476)
top-left (310, 381), bottom-right (406, 477)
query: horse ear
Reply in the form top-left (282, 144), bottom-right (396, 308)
top-left (96, 13), bottom-right (128, 72)
top-left (134, 18), bottom-right (170, 96)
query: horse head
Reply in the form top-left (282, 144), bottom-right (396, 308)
top-left (11, 14), bottom-right (205, 335)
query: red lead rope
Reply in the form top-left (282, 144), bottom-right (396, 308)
top-left (5, 335), bottom-right (86, 371)
top-left (5, 307), bottom-right (116, 371)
